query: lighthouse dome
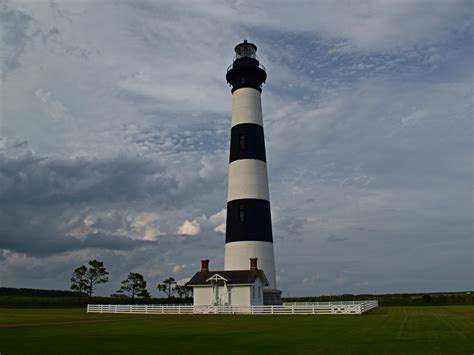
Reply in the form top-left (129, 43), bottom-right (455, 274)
top-left (234, 40), bottom-right (257, 59)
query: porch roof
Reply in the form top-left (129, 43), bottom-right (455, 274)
top-left (187, 270), bottom-right (269, 286)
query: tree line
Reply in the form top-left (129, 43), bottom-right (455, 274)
top-left (70, 260), bottom-right (192, 300)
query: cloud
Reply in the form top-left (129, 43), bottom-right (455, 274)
top-left (265, 0), bottom-right (469, 52)
top-left (0, 229), bottom-right (156, 257)
top-left (0, 144), bottom-right (177, 207)
top-left (0, 139), bottom-right (222, 256)
top-left (209, 208), bottom-right (226, 234)
top-left (327, 235), bottom-right (347, 243)
top-left (34, 88), bottom-right (74, 123)
top-left (176, 220), bottom-right (200, 236)
top-left (172, 264), bottom-right (186, 274)
top-left (0, 3), bottom-right (34, 77)
top-left (214, 224), bottom-right (226, 234)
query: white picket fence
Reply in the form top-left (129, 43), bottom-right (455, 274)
top-left (87, 300), bottom-right (378, 315)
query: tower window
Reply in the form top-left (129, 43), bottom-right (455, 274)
top-left (239, 133), bottom-right (246, 150)
top-left (239, 203), bottom-right (245, 223)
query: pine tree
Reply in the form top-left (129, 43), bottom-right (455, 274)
top-left (117, 272), bottom-right (150, 299)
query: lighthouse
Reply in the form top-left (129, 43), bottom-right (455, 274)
top-left (224, 40), bottom-right (282, 305)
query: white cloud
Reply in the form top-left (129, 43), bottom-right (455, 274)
top-left (208, 209), bottom-right (225, 224)
top-left (176, 220), bottom-right (200, 236)
top-left (172, 264), bottom-right (186, 274)
top-left (176, 277), bottom-right (191, 286)
top-left (208, 208), bottom-right (226, 234)
top-left (214, 224), bottom-right (226, 234)
top-left (129, 213), bottom-right (166, 241)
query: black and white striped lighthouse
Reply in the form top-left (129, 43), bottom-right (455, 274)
top-left (224, 40), bottom-right (282, 304)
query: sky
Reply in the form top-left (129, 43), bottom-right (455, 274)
top-left (0, 0), bottom-right (472, 297)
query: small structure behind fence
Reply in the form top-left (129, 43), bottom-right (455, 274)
top-left (87, 300), bottom-right (378, 315)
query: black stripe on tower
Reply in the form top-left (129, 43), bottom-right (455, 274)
top-left (229, 123), bottom-right (266, 163)
top-left (225, 199), bottom-right (273, 243)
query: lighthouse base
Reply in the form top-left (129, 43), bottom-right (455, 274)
top-left (263, 288), bottom-right (283, 305)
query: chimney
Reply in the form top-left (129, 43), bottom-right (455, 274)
top-left (201, 259), bottom-right (209, 272)
top-left (250, 258), bottom-right (258, 271)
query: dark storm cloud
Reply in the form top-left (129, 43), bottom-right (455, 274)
top-left (0, 149), bottom-right (177, 207)
top-left (0, 229), bottom-right (156, 256)
top-left (0, 143), bottom-right (184, 256)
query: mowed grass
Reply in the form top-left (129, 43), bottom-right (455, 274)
top-left (0, 306), bottom-right (473, 354)
top-left (0, 307), bottom-right (161, 324)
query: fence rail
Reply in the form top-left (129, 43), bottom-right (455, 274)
top-left (87, 300), bottom-right (378, 315)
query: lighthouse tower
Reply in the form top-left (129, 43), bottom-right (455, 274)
top-left (224, 40), bottom-right (282, 305)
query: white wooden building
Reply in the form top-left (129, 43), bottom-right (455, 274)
top-left (187, 259), bottom-right (269, 307)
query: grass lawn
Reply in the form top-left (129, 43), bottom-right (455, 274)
top-left (0, 306), bottom-right (472, 354)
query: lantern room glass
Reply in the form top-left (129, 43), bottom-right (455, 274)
top-left (235, 41), bottom-right (257, 59)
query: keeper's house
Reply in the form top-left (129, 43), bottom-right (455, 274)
top-left (187, 258), bottom-right (268, 307)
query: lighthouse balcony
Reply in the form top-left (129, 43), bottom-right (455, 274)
top-left (226, 59), bottom-right (267, 92)
top-left (227, 58), bottom-right (266, 73)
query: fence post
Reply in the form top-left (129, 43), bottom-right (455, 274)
top-left (312, 305), bottom-right (315, 314)
top-left (292, 305), bottom-right (294, 314)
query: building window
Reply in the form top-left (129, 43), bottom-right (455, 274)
top-left (252, 286), bottom-right (255, 299)
top-left (239, 204), bottom-right (245, 222)
top-left (239, 133), bottom-right (246, 150)
top-left (258, 286), bottom-right (261, 299)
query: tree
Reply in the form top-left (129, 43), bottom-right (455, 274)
top-left (117, 272), bottom-right (150, 299)
top-left (70, 260), bottom-right (109, 300)
top-left (175, 284), bottom-right (193, 298)
top-left (140, 289), bottom-right (151, 299)
top-left (70, 265), bottom-right (88, 295)
top-left (157, 277), bottom-right (176, 299)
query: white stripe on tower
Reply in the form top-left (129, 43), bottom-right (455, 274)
top-left (227, 159), bottom-right (269, 202)
top-left (231, 88), bottom-right (263, 127)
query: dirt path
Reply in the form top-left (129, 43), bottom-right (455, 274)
top-left (0, 315), bottom-right (176, 329)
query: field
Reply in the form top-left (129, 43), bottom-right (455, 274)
top-left (0, 306), bottom-right (473, 354)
